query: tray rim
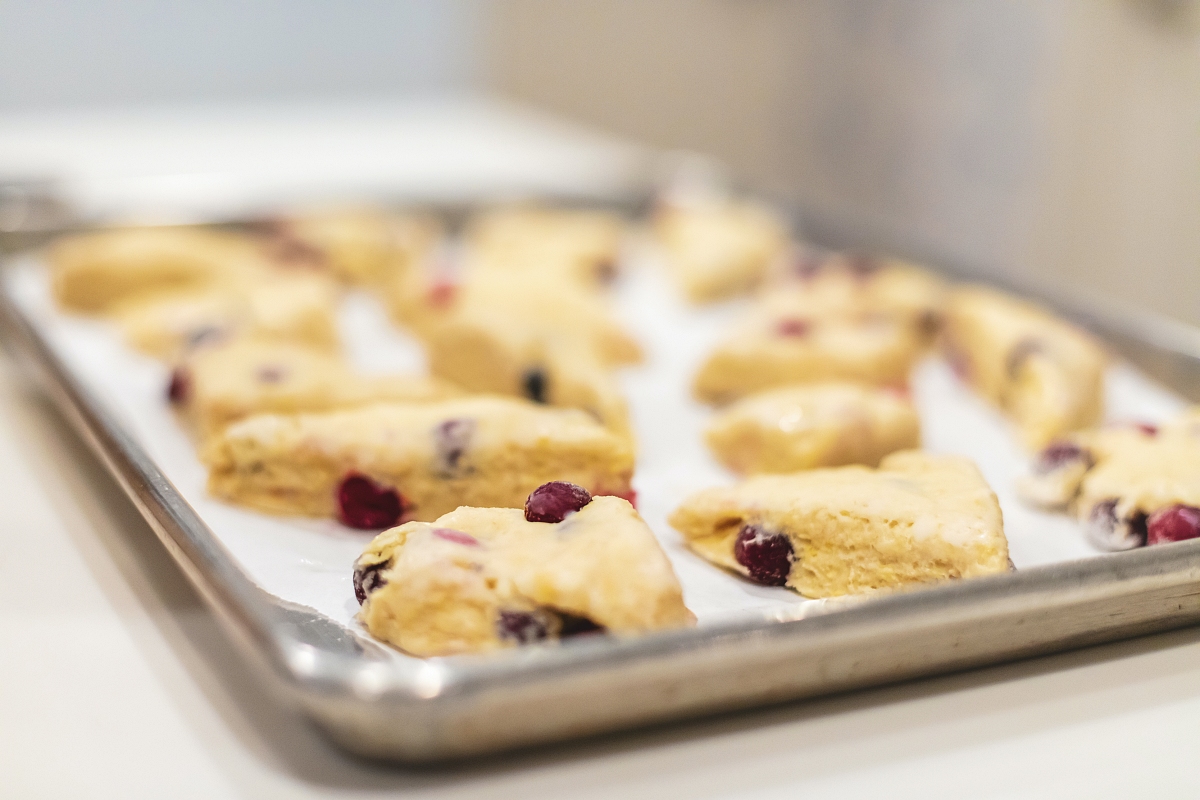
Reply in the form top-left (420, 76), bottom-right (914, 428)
top-left (5, 223), bottom-right (1200, 762)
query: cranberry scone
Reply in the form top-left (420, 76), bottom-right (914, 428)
top-left (705, 383), bottom-right (920, 474)
top-left (693, 314), bottom-right (921, 405)
top-left (942, 286), bottom-right (1106, 449)
top-left (113, 271), bottom-right (339, 359)
top-left (465, 206), bottom-right (626, 290)
top-left (654, 200), bottom-right (789, 303)
top-left (1018, 415), bottom-right (1200, 550)
top-left (764, 251), bottom-right (947, 342)
top-left (669, 450), bottom-right (1009, 597)
top-left (203, 397), bottom-right (635, 527)
top-left (169, 338), bottom-right (460, 439)
top-left (266, 208), bottom-right (442, 287)
top-left (49, 226), bottom-right (268, 313)
top-left (353, 483), bottom-right (693, 656)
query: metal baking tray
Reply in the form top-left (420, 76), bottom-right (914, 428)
top-left (3, 207), bottom-right (1200, 763)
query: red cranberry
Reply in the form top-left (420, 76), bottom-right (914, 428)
top-left (427, 280), bottom-right (457, 308)
top-left (433, 418), bottom-right (474, 474)
top-left (775, 318), bottom-right (812, 337)
top-left (1135, 423), bottom-right (1159, 437)
top-left (167, 368), bottom-right (191, 405)
top-left (1147, 505), bottom-right (1200, 545)
top-left (336, 473), bottom-right (405, 529)
top-left (1034, 441), bottom-right (1092, 475)
top-left (525, 482), bottom-right (592, 523)
top-left (352, 559), bottom-right (390, 604)
top-left (1084, 498), bottom-right (1146, 551)
top-left (734, 524), bottom-right (794, 586)
top-left (496, 610), bottom-right (551, 644)
top-left (431, 527), bottom-right (480, 547)
top-left (522, 368), bottom-right (548, 404)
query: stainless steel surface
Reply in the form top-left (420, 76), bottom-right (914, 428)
top-left (3, 229), bottom-right (1200, 763)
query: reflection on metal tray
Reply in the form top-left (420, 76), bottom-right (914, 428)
top-left (2, 203), bottom-right (1200, 764)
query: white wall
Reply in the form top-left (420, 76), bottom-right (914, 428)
top-left (0, 0), bottom-right (483, 109)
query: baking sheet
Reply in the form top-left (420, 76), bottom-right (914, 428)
top-left (6, 245), bottom-right (1190, 660)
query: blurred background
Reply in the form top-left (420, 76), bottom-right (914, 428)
top-left (1, 0), bottom-right (1197, 324)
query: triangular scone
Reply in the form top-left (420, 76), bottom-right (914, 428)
top-left (203, 397), bottom-right (635, 525)
top-left (172, 338), bottom-right (460, 440)
top-left (669, 450), bottom-right (1009, 597)
top-left (355, 495), bottom-right (694, 656)
top-left (941, 285), bottom-right (1105, 449)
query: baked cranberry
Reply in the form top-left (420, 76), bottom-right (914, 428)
top-left (434, 418), bottom-right (474, 474)
top-left (775, 318), bottom-right (812, 337)
top-left (1135, 423), bottom-right (1159, 437)
top-left (1084, 498), bottom-right (1147, 551)
top-left (352, 559), bottom-right (390, 604)
top-left (431, 527), bottom-right (480, 547)
top-left (525, 481), bottom-right (592, 523)
top-left (734, 524), bottom-right (794, 586)
top-left (1006, 338), bottom-right (1044, 379)
top-left (522, 368), bottom-right (548, 404)
top-left (427, 280), bottom-right (457, 308)
top-left (336, 473), bottom-right (405, 529)
top-left (496, 610), bottom-right (551, 644)
top-left (1147, 505), bottom-right (1200, 545)
top-left (167, 367), bottom-right (191, 405)
top-left (1034, 441), bottom-right (1092, 475)
top-left (256, 365), bottom-right (286, 383)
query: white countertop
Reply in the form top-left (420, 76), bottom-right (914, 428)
top-left (3, 99), bottom-right (1200, 799)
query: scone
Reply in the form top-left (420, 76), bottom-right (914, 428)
top-left (764, 252), bottom-right (947, 342)
top-left (1019, 415), bottom-right (1200, 550)
top-left (693, 314), bottom-right (921, 405)
top-left (654, 200), bottom-right (789, 302)
top-left (169, 338), bottom-right (460, 439)
top-left (268, 208), bottom-right (442, 287)
top-left (203, 397), bottom-right (636, 526)
top-left (942, 285), bottom-right (1106, 449)
top-left (113, 271), bottom-right (339, 359)
top-left (353, 484), bottom-right (694, 656)
top-left (465, 206), bottom-right (626, 290)
top-left (705, 383), bottom-right (920, 474)
top-left (669, 451), bottom-right (1009, 597)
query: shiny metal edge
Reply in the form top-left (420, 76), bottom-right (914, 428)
top-left (4, 251), bottom-right (1200, 763)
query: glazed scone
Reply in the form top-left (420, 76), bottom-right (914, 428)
top-left (203, 397), bottom-right (635, 525)
top-left (669, 451), bottom-right (1009, 597)
top-left (763, 252), bottom-right (947, 342)
top-left (1016, 414), bottom-right (1200, 550)
top-left (706, 383), bottom-right (920, 474)
top-left (693, 315), bottom-right (921, 405)
top-left (49, 226), bottom-right (268, 313)
top-left (113, 272), bottom-right (339, 359)
top-left (353, 486), bottom-right (693, 656)
top-left (942, 285), bottom-right (1106, 449)
top-left (170, 338), bottom-right (460, 439)
top-left (466, 206), bottom-right (625, 290)
top-left (270, 208), bottom-right (442, 287)
top-left (654, 200), bottom-right (789, 302)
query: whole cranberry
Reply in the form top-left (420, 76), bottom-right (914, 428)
top-left (1147, 505), bottom-right (1200, 545)
top-left (525, 482), bottom-right (592, 523)
top-left (1084, 498), bottom-right (1146, 551)
top-left (167, 368), bottom-right (191, 405)
top-left (431, 527), bottom-right (480, 547)
top-left (1134, 423), bottom-right (1159, 437)
top-left (336, 473), bottom-right (405, 529)
top-left (1034, 441), bottom-right (1092, 474)
top-left (734, 524), bottom-right (794, 586)
top-left (775, 318), bottom-right (812, 337)
top-left (496, 610), bottom-right (551, 644)
top-left (427, 280), bottom-right (458, 308)
top-left (352, 559), bottom-right (390, 605)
